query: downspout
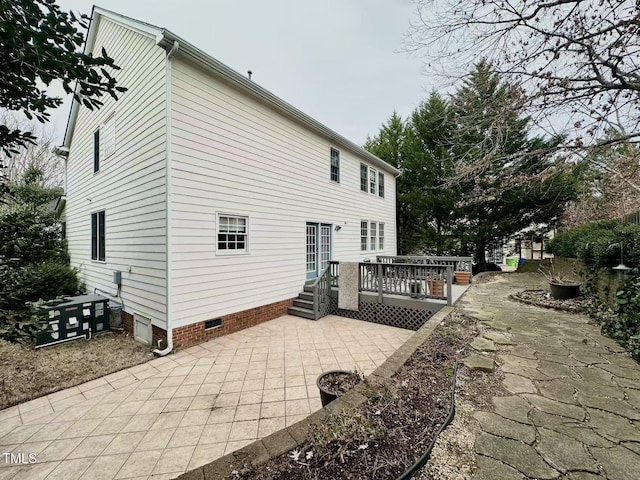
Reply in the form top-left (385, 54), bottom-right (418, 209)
top-left (154, 39), bottom-right (179, 356)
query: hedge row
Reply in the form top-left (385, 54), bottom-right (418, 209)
top-left (546, 220), bottom-right (640, 270)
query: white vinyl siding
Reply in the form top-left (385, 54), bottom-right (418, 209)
top-left (65, 18), bottom-right (168, 328)
top-left (169, 57), bottom-right (396, 327)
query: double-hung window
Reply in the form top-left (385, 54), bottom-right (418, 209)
top-left (360, 221), bottom-right (368, 251)
top-left (217, 214), bottom-right (248, 253)
top-left (91, 211), bottom-right (106, 261)
top-left (369, 167), bottom-right (378, 195)
top-left (330, 148), bottom-right (340, 183)
top-left (370, 222), bottom-right (377, 251)
top-left (378, 172), bottom-right (385, 198)
top-left (379, 223), bottom-right (385, 250)
top-left (360, 164), bottom-right (368, 192)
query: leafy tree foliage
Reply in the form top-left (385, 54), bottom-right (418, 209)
top-left (0, 169), bottom-right (77, 343)
top-left (450, 62), bottom-right (580, 264)
top-left (0, 0), bottom-right (126, 155)
top-left (365, 97), bottom-right (457, 254)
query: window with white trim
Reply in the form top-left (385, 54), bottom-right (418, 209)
top-left (379, 223), bottom-right (384, 250)
top-left (378, 172), bottom-right (385, 198)
top-left (217, 215), bottom-right (248, 253)
top-left (330, 147), bottom-right (340, 183)
top-left (360, 164), bottom-right (368, 192)
top-left (369, 167), bottom-right (377, 194)
top-left (370, 222), bottom-right (377, 251)
top-left (360, 221), bottom-right (368, 251)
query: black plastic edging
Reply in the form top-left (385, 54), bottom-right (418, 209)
top-left (396, 364), bottom-right (459, 480)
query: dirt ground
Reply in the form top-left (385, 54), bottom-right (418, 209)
top-left (0, 332), bottom-right (153, 410)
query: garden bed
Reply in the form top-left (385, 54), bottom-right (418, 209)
top-left (0, 332), bottom-right (153, 410)
top-left (510, 289), bottom-right (586, 313)
top-left (231, 312), bottom-right (477, 480)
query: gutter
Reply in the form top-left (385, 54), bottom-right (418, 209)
top-left (153, 39), bottom-right (180, 356)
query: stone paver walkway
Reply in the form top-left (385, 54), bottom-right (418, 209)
top-left (0, 314), bottom-right (411, 480)
top-left (461, 274), bottom-right (640, 480)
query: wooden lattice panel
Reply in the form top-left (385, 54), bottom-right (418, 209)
top-left (329, 298), bottom-right (434, 331)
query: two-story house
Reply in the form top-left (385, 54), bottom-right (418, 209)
top-left (60, 7), bottom-right (399, 351)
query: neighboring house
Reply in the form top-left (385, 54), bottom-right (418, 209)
top-left (59, 7), bottom-right (399, 349)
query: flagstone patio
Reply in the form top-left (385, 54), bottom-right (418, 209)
top-left (0, 314), bottom-right (412, 480)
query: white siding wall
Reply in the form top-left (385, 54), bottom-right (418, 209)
top-left (169, 58), bottom-right (397, 328)
top-left (65, 18), bottom-right (168, 328)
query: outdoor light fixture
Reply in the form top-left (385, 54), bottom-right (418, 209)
top-left (335, 225), bottom-right (342, 231)
top-left (612, 242), bottom-right (632, 278)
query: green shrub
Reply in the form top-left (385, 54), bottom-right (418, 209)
top-left (609, 275), bottom-right (640, 359)
top-left (547, 220), bottom-right (640, 269)
top-left (0, 261), bottom-right (78, 310)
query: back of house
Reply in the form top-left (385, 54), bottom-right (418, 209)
top-left (62, 7), bottom-right (399, 348)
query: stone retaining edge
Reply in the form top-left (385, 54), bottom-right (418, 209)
top-left (177, 306), bottom-right (455, 480)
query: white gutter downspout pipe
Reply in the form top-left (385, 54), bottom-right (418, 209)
top-left (154, 39), bottom-right (179, 356)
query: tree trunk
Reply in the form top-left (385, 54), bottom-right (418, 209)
top-left (476, 239), bottom-right (487, 266)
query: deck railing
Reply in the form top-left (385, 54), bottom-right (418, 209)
top-left (311, 265), bottom-right (332, 320)
top-left (327, 260), bottom-right (453, 305)
top-left (376, 255), bottom-right (473, 273)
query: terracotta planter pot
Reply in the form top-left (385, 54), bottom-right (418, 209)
top-left (454, 271), bottom-right (471, 285)
top-left (427, 279), bottom-right (444, 297)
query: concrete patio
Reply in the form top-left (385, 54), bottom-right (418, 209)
top-left (0, 314), bottom-right (412, 480)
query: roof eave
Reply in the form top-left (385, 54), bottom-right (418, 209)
top-left (158, 31), bottom-right (400, 176)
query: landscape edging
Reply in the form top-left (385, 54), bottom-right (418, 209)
top-left (176, 306), bottom-right (455, 480)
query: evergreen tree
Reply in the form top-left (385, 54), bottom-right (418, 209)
top-left (450, 61), bottom-right (579, 264)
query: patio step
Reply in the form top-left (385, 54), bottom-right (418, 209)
top-left (287, 306), bottom-right (316, 320)
top-left (303, 285), bottom-right (314, 293)
top-left (293, 298), bottom-right (314, 309)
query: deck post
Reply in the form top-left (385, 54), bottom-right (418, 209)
top-left (377, 263), bottom-right (383, 304)
top-left (446, 266), bottom-right (453, 306)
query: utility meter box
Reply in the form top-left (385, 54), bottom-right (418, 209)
top-left (36, 294), bottom-right (110, 348)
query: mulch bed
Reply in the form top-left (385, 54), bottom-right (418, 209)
top-left (509, 289), bottom-right (586, 313)
top-left (233, 313), bottom-right (477, 480)
top-left (0, 332), bottom-right (153, 410)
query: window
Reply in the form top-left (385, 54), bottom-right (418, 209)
top-left (91, 211), bottom-right (106, 261)
top-left (330, 148), bottom-right (340, 183)
top-left (93, 130), bottom-right (100, 172)
top-left (378, 172), bottom-right (385, 198)
top-left (102, 114), bottom-right (116, 158)
top-left (370, 222), bottom-right (377, 251)
top-left (217, 215), bottom-right (248, 253)
top-left (360, 221), bottom-right (368, 251)
top-left (360, 164), bottom-right (368, 192)
top-left (379, 223), bottom-right (384, 250)
top-left (369, 167), bottom-right (377, 194)
top-left (93, 114), bottom-right (115, 173)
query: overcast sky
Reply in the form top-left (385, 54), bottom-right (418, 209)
top-left (47, 0), bottom-right (435, 146)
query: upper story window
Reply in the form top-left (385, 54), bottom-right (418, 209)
top-left (330, 148), bottom-right (340, 183)
top-left (369, 167), bottom-right (377, 195)
top-left (361, 163), bottom-right (385, 198)
top-left (94, 113), bottom-right (116, 173)
top-left (217, 214), bottom-right (248, 253)
top-left (91, 211), bottom-right (106, 261)
top-left (360, 164), bottom-right (368, 192)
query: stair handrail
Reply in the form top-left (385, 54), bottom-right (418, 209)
top-left (309, 265), bottom-right (332, 320)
